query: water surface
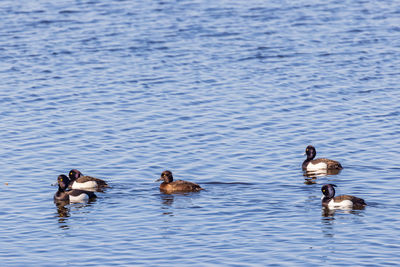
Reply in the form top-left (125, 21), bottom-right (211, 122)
top-left (1, 0), bottom-right (400, 266)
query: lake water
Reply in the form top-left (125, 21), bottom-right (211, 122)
top-left (1, 0), bottom-right (400, 265)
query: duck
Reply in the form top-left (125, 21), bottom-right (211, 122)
top-left (155, 170), bottom-right (204, 194)
top-left (68, 169), bottom-right (108, 190)
top-left (54, 175), bottom-right (97, 204)
top-left (321, 184), bottom-right (366, 209)
top-left (302, 145), bottom-right (343, 172)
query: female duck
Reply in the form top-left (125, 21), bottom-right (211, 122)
top-left (54, 175), bottom-right (97, 204)
top-left (68, 169), bottom-right (108, 190)
top-left (303, 145), bottom-right (343, 171)
top-left (156, 170), bottom-right (203, 194)
top-left (321, 184), bottom-right (366, 209)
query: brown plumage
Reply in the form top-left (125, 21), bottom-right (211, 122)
top-left (156, 170), bottom-right (204, 194)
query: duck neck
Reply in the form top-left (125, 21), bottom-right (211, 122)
top-left (57, 185), bottom-right (66, 193)
top-left (164, 177), bottom-right (173, 184)
top-left (302, 159), bottom-right (310, 169)
top-left (322, 196), bottom-right (332, 205)
top-left (55, 186), bottom-right (67, 201)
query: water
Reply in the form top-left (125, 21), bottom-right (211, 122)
top-left (1, 0), bottom-right (399, 265)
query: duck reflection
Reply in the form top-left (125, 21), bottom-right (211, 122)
top-left (322, 207), bottom-right (337, 218)
top-left (303, 168), bottom-right (342, 184)
top-left (54, 202), bottom-right (70, 229)
top-left (321, 202), bottom-right (366, 244)
top-left (56, 203), bottom-right (70, 217)
top-left (54, 199), bottom-right (97, 229)
top-left (160, 193), bottom-right (174, 206)
top-left (321, 210), bottom-right (335, 239)
top-left (321, 206), bottom-right (366, 240)
top-left (304, 177), bottom-right (317, 185)
top-left (159, 193), bottom-right (174, 216)
top-left (322, 206), bottom-right (365, 217)
top-left (304, 168), bottom-right (342, 178)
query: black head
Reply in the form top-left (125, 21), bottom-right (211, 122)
top-left (321, 184), bottom-right (336, 198)
top-left (305, 145), bottom-right (317, 160)
top-left (57, 175), bottom-right (70, 190)
top-left (69, 169), bottom-right (82, 181)
top-left (156, 170), bottom-right (173, 183)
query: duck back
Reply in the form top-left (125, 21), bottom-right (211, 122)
top-left (160, 180), bottom-right (203, 193)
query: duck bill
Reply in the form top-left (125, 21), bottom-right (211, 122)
top-left (155, 178), bottom-right (163, 182)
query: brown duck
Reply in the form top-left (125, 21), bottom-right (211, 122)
top-left (156, 170), bottom-right (204, 194)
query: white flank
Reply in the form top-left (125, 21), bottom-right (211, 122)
top-left (306, 162), bottom-right (327, 171)
top-left (327, 199), bottom-right (353, 209)
top-left (69, 193), bottom-right (89, 203)
top-left (71, 181), bottom-right (98, 189)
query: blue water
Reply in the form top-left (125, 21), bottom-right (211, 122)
top-left (1, 0), bottom-right (400, 265)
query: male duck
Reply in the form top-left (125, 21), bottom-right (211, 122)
top-left (303, 145), bottom-right (343, 171)
top-left (156, 170), bottom-right (203, 194)
top-left (321, 184), bottom-right (366, 209)
top-left (54, 175), bottom-right (97, 204)
top-left (68, 169), bottom-right (108, 189)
